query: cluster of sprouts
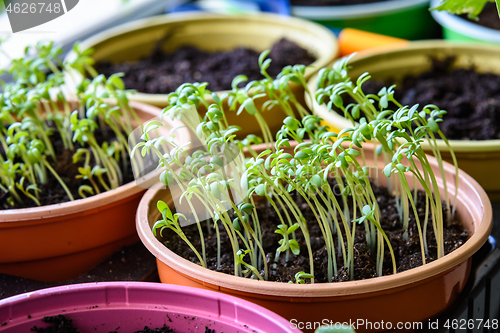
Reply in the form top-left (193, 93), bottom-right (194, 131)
top-left (0, 41), bottom-right (139, 207)
top-left (137, 52), bottom-right (459, 283)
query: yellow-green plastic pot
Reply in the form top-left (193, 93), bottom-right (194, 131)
top-left (68, 12), bottom-right (337, 139)
top-left (308, 40), bottom-right (500, 199)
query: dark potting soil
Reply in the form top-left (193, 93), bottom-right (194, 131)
top-left (95, 38), bottom-right (316, 94)
top-left (162, 179), bottom-right (468, 283)
top-left (345, 57), bottom-right (500, 140)
top-left (31, 315), bottom-right (79, 333)
top-left (0, 125), bottom-right (135, 210)
top-left (132, 327), bottom-right (174, 333)
top-left (461, 3), bottom-right (500, 30)
top-left (290, 0), bottom-right (395, 6)
top-left (30, 315), bottom-right (215, 333)
top-left (129, 327), bottom-right (173, 333)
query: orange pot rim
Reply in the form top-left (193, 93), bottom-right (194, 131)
top-left (0, 101), bottom-right (185, 224)
top-left (137, 142), bottom-right (493, 299)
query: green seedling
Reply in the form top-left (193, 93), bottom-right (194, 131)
top-left (153, 201), bottom-right (206, 268)
top-left (431, 0), bottom-right (499, 19)
top-left (135, 50), bottom-right (459, 285)
top-left (236, 249), bottom-right (264, 280)
top-left (315, 325), bottom-right (356, 333)
top-left (275, 222), bottom-right (300, 262)
top-left (289, 271), bottom-right (315, 284)
top-left (0, 40), bottom-right (141, 208)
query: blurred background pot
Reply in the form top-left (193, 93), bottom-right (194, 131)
top-left (0, 282), bottom-right (296, 333)
top-left (0, 101), bottom-right (190, 283)
top-left (66, 12), bottom-right (337, 139)
top-left (165, 0), bottom-right (292, 15)
top-left (309, 41), bottom-right (500, 200)
top-left (430, 0), bottom-right (500, 44)
top-left (136, 142), bottom-right (492, 333)
top-left (291, 0), bottom-right (437, 40)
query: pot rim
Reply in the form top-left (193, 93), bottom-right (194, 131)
top-left (291, 0), bottom-right (429, 20)
top-left (0, 281), bottom-right (294, 332)
top-left (67, 12), bottom-right (337, 106)
top-left (136, 141), bottom-right (492, 298)
top-left (430, 0), bottom-right (500, 43)
top-left (308, 40), bottom-right (500, 153)
top-left (0, 101), bottom-right (187, 224)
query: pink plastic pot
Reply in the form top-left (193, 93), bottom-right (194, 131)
top-left (0, 282), bottom-right (296, 333)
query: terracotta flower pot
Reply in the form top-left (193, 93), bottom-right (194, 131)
top-left (66, 12), bottom-right (337, 139)
top-left (0, 101), bottom-right (190, 283)
top-left (0, 282), bottom-right (296, 332)
top-left (136, 141), bottom-right (493, 333)
top-left (308, 41), bottom-right (500, 200)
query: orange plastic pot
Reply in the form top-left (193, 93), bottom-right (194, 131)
top-left (67, 12), bottom-right (337, 139)
top-left (136, 142), bottom-right (493, 333)
top-left (0, 101), bottom-right (190, 283)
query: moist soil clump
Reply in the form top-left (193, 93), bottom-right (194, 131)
top-left (96, 38), bottom-right (316, 94)
top-left (343, 57), bottom-right (500, 140)
top-left (290, 0), bottom-right (395, 6)
top-left (126, 326), bottom-right (174, 333)
top-left (0, 125), bottom-right (135, 210)
top-left (162, 179), bottom-right (468, 283)
top-left (31, 315), bottom-right (78, 333)
top-left (31, 315), bottom-right (214, 333)
top-left (461, 3), bottom-right (500, 30)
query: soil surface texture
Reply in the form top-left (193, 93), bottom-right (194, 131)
top-left (96, 38), bottom-right (316, 94)
top-left (31, 315), bottom-right (79, 333)
top-left (352, 57), bottom-right (500, 140)
top-left (0, 125), bottom-right (135, 210)
top-left (162, 179), bottom-right (468, 283)
top-left (31, 315), bottom-right (215, 333)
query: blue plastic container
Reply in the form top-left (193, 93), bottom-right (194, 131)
top-left (166, 0), bottom-right (291, 15)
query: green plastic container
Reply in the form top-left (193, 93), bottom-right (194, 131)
top-left (291, 0), bottom-right (438, 40)
top-left (430, 0), bottom-right (500, 44)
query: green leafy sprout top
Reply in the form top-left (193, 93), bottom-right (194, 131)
top-left (0, 40), bottom-right (142, 208)
top-left (135, 50), bottom-right (460, 283)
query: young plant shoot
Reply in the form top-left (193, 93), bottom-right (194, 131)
top-left (138, 51), bottom-right (460, 283)
top-left (0, 41), bottom-right (141, 208)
